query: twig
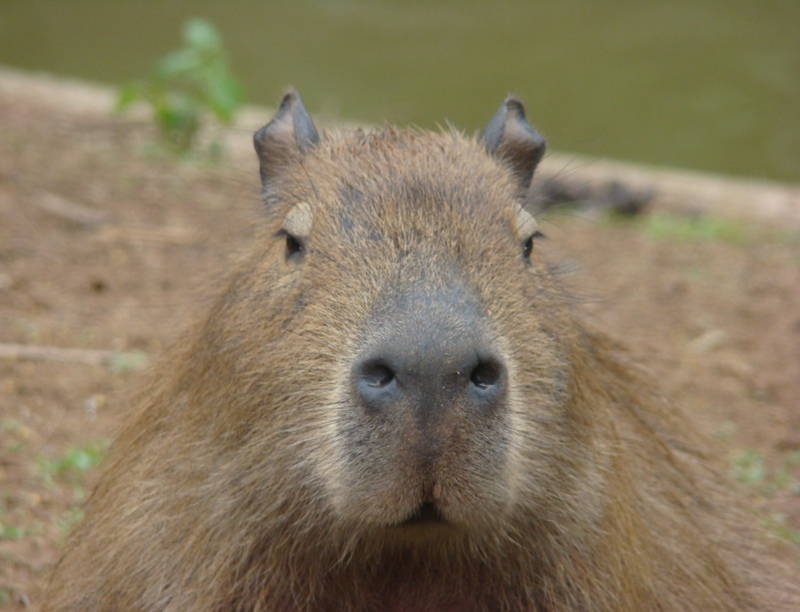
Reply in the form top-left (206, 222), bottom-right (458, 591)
top-left (0, 343), bottom-right (144, 368)
top-left (92, 224), bottom-right (203, 244)
top-left (35, 190), bottom-right (110, 226)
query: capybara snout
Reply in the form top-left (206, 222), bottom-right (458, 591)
top-left (343, 277), bottom-right (514, 529)
top-left (350, 282), bottom-right (508, 425)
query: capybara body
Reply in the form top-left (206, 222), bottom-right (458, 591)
top-left (45, 93), bottom-right (798, 610)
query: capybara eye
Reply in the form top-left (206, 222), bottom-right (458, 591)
top-left (522, 235), bottom-right (534, 260)
top-left (285, 233), bottom-right (303, 259)
top-left (515, 206), bottom-right (539, 261)
top-left (522, 230), bottom-right (546, 261)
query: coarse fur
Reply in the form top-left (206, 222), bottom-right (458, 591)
top-left (45, 94), bottom-right (799, 611)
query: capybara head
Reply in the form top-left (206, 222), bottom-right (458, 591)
top-left (239, 92), bottom-right (588, 547)
top-left (44, 92), bottom-right (799, 611)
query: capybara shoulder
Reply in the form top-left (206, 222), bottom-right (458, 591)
top-left (44, 92), bottom-right (799, 611)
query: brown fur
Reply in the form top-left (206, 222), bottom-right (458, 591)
top-left (45, 98), bottom-right (799, 611)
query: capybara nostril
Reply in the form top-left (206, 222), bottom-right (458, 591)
top-left (358, 359), bottom-right (396, 388)
top-left (353, 358), bottom-right (399, 413)
top-left (469, 357), bottom-right (504, 391)
top-left (351, 313), bottom-right (507, 422)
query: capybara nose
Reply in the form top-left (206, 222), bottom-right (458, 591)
top-left (352, 336), bottom-right (506, 421)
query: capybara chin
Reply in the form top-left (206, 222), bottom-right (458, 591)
top-left (45, 92), bottom-right (798, 611)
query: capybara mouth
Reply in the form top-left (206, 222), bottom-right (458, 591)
top-left (399, 502), bottom-right (447, 527)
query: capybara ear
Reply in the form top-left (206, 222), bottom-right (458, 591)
top-left (254, 90), bottom-right (320, 190)
top-left (481, 98), bottom-right (546, 190)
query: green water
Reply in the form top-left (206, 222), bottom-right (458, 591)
top-left (1, 0), bottom-right (798, 182)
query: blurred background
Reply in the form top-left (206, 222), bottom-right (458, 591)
top-left (0, 0), bottom-right (798, 182)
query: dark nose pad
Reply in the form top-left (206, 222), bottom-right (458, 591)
top-left (352, 346), bottom-right (506, 417)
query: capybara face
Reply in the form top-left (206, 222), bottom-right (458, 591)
top-left (238, 96), bottom-right (583, 542)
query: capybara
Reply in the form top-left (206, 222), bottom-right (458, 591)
top-left (45, 92), bottom-right (799, 610)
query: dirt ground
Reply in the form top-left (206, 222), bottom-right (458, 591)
top-left (1, 80), bottom-right (799, 608)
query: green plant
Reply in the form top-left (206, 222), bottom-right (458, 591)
top-left (764, 513), bottom-right (800, 546)
top-left (775, 451), bottom-right (800, 493)
top-left (729, 450), bottom-right (800, 547)
top-left (0, 521), bottom-right (28, 541)
top-left (38, 441), bottom-right (107, 488)
top-left (730, 449), bottom-right (767, 488)
top-left (730, 449), bottom-right (800, 496)
top-left (109, 350), bottom-right (147, 374)
top-left (57, 507), bottom-right (85, 540)
top-left (1, 419), bottom-right (29, 453)
top-left (117, 18), bottom-right (244, 154)
top-left (641, 213), bottom-right (750, 244)
top-left (1, 419), bottom-right (21, 433)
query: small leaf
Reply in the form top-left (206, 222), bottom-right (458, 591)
top-left (158, 49), bottom-right (200, 79)
top-left (116, 81), bottom-right (142, 112)
top-left (205, 78), bottom-right (242, 122)
top-left (183, 18), bottom-right (221, 50)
